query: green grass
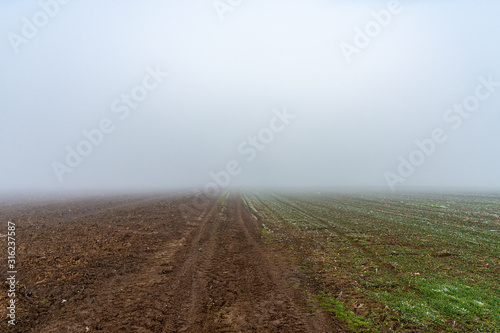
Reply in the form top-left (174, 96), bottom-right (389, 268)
top-left (395, 278), bottom-right (496, 328)
top-left (421, 204), bottom-right (448, 209)
top-left (374, 277), bottom-right (499, 330)
top-left (313, 292), bottom-right (375, 332)
top-left (246, 192), bottom-right (500, 332)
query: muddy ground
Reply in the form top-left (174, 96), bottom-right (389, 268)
top-left (0, 194), bottom-right (346, 332)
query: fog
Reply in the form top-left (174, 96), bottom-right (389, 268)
top-left (1, 0), bottom-right (499, 195)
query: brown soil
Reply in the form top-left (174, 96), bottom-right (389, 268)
top-left (0, 194), bottom-right (346, 332)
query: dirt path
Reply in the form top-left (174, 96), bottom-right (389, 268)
top-left (1, 195), bottom-right (345, 332)
top-left (161, 195), bottom-right (345, 332)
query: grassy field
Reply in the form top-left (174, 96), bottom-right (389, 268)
top-left (241, 192), bottom-right (500, 332)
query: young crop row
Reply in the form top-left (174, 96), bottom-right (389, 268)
top-left (243, 192), bottom-right (500, 332)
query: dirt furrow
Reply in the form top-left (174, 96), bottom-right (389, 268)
top-left (163, 195), bottom-right (346, 332)
top-left (32, 198), bottom-right (216, 332)
top-left (2, 194), bottom-right (346, 332)
top-left (158, 198), bottom-right (221, 332)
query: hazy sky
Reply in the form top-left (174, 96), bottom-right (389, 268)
top-left (1, 0), bottom-right (499, 194)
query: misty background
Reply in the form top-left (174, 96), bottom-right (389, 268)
top-left (1, 0), bottom-right (499, 194)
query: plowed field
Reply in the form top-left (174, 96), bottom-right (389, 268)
top-left (0, 194), bottom-right (345, 332)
